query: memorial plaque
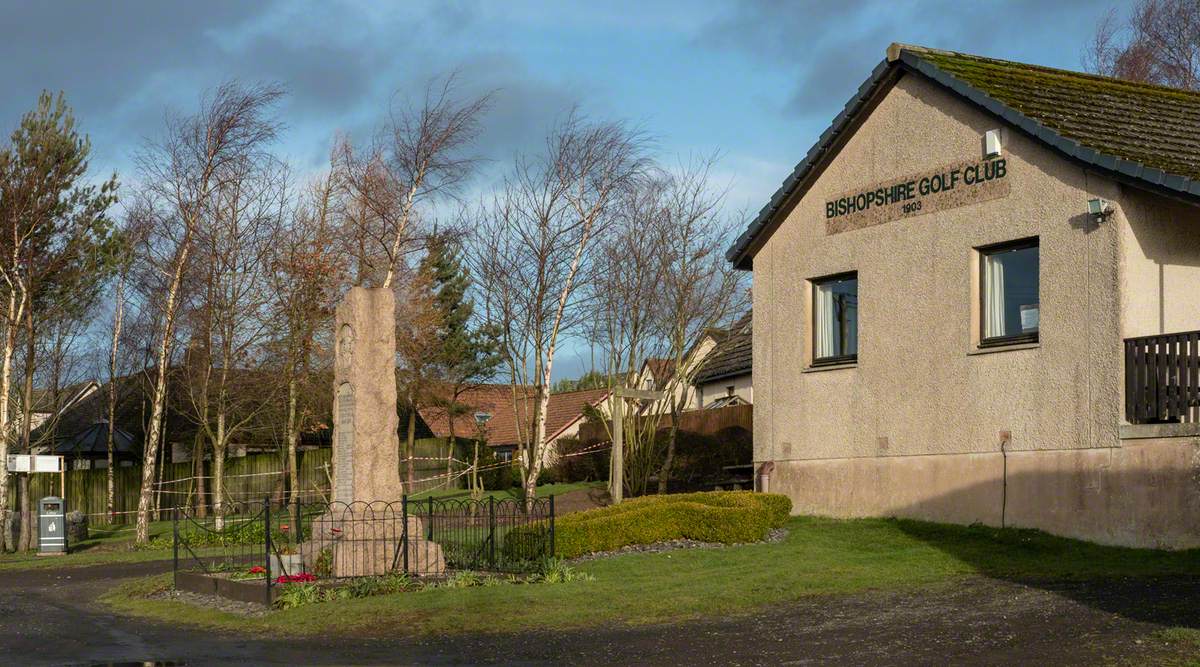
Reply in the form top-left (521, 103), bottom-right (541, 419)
top-left (334, 383), bottom-right (355, 504)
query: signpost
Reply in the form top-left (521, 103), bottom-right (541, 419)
top-left (609, 387), bottom-right (666, 505)
top-left (7, 454), bottom-right (65, 497)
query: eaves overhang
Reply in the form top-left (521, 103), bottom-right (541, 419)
top-left (726, 46), bottom-right (1200, 271)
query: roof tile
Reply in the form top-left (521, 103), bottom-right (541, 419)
top-left (695, 311), bottom-right (752, 384)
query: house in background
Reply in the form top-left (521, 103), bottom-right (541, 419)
top-left (47, 420), bottom-right (138, 470)
top-left (29, 371), bottom-right (312, 469)
top-left (694, 312), bottom-right (753, 409)
top-left (23, 381), bottom-right (101, 447)
top-left (635, 310), bottom-right (754, 413)
top-left (418, 385), bottom-right (611, 466)
top-left (27, 381), bottom-right (143, 470)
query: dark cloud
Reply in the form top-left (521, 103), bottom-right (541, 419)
top-left (698, 0), bottom-right (1112, 121)
top-left (0, 1), bottom-right (268, 169)
top-left (0, 0), bottom-right (584, 183)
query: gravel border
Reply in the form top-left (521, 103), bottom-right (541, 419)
top-left (151, 588), bottom-right (271, 616)
top-left (567, 528), bottom-right (788, 564)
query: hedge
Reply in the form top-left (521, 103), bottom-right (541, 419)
top-left (503, 491), bottom-right (792, 560)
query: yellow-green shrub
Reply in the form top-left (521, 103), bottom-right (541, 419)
top-left (504, 491), bottom-right (792, 560)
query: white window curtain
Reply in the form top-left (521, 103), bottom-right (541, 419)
top-left (984, 253), bottom-right (1006, 338)
top-left (814, 283), bottom-right (835, 358)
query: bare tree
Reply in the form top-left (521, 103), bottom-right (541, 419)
top-left (652, 158), bottom-right (747, 493)
top-left (587, 174), bottom-right (671, 498)
top-left (474, 112), bottom-right (648, 506)
top-left (104, 214), bottom-right (146, 522)
top-left (336, 76), bottom-right (489, 288)
top-left (269, 172), bottom-right (343, 509)
top-left (131, 82), bottom-right (283, 543)
top-left (1087, 0), bottom-right (1200, 89)
top-left (182, 154), bottom-right (288, 529)
top-left (395, 261), bottom-right (442, 492)
top-left (586, 157), bottom-right (746, 496)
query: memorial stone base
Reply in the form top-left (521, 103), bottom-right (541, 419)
top-left (300, 510), bottom-right (446, 577)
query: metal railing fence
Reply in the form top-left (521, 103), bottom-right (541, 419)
top-left (173, 494), bottom-right (555, 605)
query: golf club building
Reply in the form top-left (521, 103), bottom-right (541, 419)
top-left (730, 44), bottom-right (1200, 548)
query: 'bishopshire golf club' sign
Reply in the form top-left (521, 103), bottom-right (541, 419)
top-left (825, 157), bottom-right (1010, 234)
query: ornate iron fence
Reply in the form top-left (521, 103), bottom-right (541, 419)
top-left (173, 494), bottom-right (556, 605)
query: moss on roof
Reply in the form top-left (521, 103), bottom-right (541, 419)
top-left (726, 43), bottom-right (1200, 269)
top-left (905, 45), bottom-right (1200, 181)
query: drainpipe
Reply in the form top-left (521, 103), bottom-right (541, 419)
top-left (757, 461), bottom-right (775, 493)
top-left (999, 431), bottom-right (1011, 528)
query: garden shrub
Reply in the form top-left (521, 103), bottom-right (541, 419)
top-left (275, 582), bottom-right (324, 609)
top-left (504, 491), bottom-right (791, 559)
top-left (668, 427), bottom-right (752, 488)
top-left (475, 445), bottom-right (517, 491)
top-left (536, 466), bottom-right (560, 485)
top-left (274, 572), bottom-right (417, 609)
top-left (441, 571), bottom-right (492, 588)
top-left (311, 548), bottom-right (333, 578)
top-left (342, 572), bottom-right (413, 597)
top-left (551, 436), bottom-right (609, 483)
top-left (532, 557), bottom-right (593, 583)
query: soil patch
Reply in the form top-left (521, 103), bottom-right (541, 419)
top-left (552, 486), bottom-right (610, 515)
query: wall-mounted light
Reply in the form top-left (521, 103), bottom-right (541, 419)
top-left (1087, 197), bottom-right (1114, 221)
top-left (984, 129), bottom-right (1002, 158)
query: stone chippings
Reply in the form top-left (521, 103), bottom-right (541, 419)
top-left (567, 528), bottom-right (788, 564)
top-left (152, 588), bottom-right (270, 617)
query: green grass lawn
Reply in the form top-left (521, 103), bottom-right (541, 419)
top-left (101, 515), bottom-right (1200, 637)
top-left (0, 519), bottom-right (177, 571)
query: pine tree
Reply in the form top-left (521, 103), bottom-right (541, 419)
top-left (420, 231), bottom-right (499, 483)
top-left (0, 91), bottom-right (120, 550)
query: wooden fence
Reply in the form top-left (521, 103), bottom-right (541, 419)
top-left (1125, 329), bottom-right (1200, 425)
top-left (26, 437), bottom-right (462, 524)
top-left (579, 403), bottom-right (753, 443)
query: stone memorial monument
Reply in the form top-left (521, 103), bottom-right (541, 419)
top-left (331, 286), bottom-right (403, 504)
top-left (302, 286), bottom-right (444, 577)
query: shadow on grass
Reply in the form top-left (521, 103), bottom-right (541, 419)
top-left (884, 466), bottom-right (1200, 630)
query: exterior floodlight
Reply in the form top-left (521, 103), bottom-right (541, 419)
top-left (984, 129), bottom-right (1002, 158)
top-left (1088, 198), bottom-right (1114, 220)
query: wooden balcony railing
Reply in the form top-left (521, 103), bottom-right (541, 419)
top-left (1125, 330), bottom-right (1200, 424)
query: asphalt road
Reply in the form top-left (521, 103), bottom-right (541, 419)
top-left (0, 560), bottom-right (1197, 665)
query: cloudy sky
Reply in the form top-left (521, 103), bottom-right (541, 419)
top-left (0, 0), bottom-right (1132, 379)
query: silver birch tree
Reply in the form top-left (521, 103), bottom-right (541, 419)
top-left (131, 82), bottom-right (283, 543)
top-left (474, 112), bottom-right (647, 507)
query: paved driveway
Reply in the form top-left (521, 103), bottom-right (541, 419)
top-left (1, 560), bottom-right (1197, 665)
